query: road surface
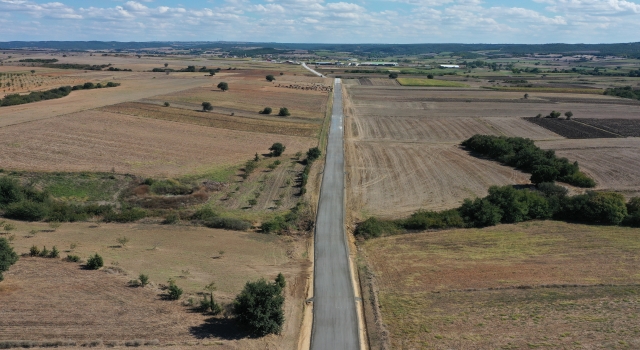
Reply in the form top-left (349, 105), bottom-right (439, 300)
top-left (302, 62), bottom-right (326, 78)
top-left (310, 78), bottom-right (360, 350)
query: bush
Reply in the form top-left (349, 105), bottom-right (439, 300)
top-left (86, 253), bottom-right (104, 270)
top-left (355, 217), bottom-right (398, 239)
top-left (260, 107), bottom-right (272, 114)
top-left (458, 198), bottom-right (502, 228)
top-left (200, 292), bottom-right (222, 315)
top-left (0, 177), bottom-right (24, 207)
top-left (202, 102), bottom-right (213, 111)
top-left (269, 143), bottom-right (285, 157)
top-left (48, 246), bottom-right (59, 258)
top-left (278, 107), bottom-right (290, 117)
top-left (275, 273), bottom-right (286, 289)
top-left (66, 254), bottom-right (80, 262)
top-left (484, 186), bottom-right (552, 223)
top-left (0, 237), bottom-right (18, 282)
top-left (234, 279), bottom-right (284, 336)
top-left (191, 207), bottom-right (218, 221)
top-left (103, 208), bottom-right (147, 223)
top-left (560, 191), bottom-right (627, 225)
top-left (306, 147), bottom-right (322, 163)
top-left (217, 82), bottom-right (229, 91)
top-left (625, 197), bottom-right (640, 227)
top-left (167, 281), bottom-right (183, 300)
top-left (4, 201), bottom-right (48, 221)
top-left (139, 273), bottom-right (149, 287)
top-left (402, 209), bottom-right (464, 230)
top-left (162, 212), bottom-right (179, 225)
top-left (537, 182), bottom-right (568, 197)
top-left (163, 102), bottom-right (170, 107)
top-left (29, 245), bottom-right (40, 257)
top-left (203, 217), bottom-right (251, 231)
top-left (389, 73), bottom-right (398, 79)
top-left (261, 215), bottom-right (287, 233)
top-left (266, 75), bottom-right (275, 82)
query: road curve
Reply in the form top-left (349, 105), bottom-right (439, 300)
top-left (310, 78), bottom-right (360, 350)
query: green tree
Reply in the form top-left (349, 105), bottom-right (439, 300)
top-left (269, 143), bottom-right (286, 157)
top-left (524, 93), bottom-right (529, 99)
top-left (278, 107), bottom-right (290, 117)
top-left (260, 107), bottom-right (272, 114)
top-left (275, 273), bottom-right (286, 289)
top-left (427, 74), bottom-right (434, 79)
top-left (202, 102), bottom-right (213, 111)
top-left (86, 253), bottom-right (103, 270)
top-left (139, 274), bottom-right (149, 287)
top-left (306, 147), bottom-right (322, 162)
top-left (459, 198), bottom-right (502, 228)
top-left (389, 73), bottom-right (398, 79)
top-left (0, 237), bottom-right (19, 282)
top-left (217, 82), bottom-right (229, 91)
top-left (234, 279), bottom-right (285, 336)
top-left (163, 101), bottom-right (170, 107)
top-left (266, 75), bottom-right (275, 82)
top-left (565, 111), bottom-right (573, 120)
top-left (167, 280), bottom-right (183, 300)
top-left (530, 165), bottom-right (560, 184)
top-left (549, 110), bottom-right (562, 118)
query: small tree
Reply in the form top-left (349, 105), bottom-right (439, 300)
top-left (248, 198), bottom-right (258, 207)
top-left (266, 75), bottom-right (275, 82)
top-left (164, 102), bottom-right (170, 107)
top-left (49, 246), bottom-right (60, 258)
top-left (260, 107), bottom-right (273, 115)
top-left (217, 82), bottom-right (229, 92)
top-left (0, 237), bottom-right (19, 282)
top-left (278, 107), bottom-right (290, 117)
top-left (524, 93), bottom-right (529, 99)
top-left (167, 280), bottom-right (183, 300)
top-left (269, 143), bottom-right (286, 157)
top-left (116, 236), bottom-right (129, 247)
top-left (164, 63), bottom-right (168, 68)
top-left (202, 102), bottom-right (213, 111)
top-left (139, 273), bottom-right (149, 287)
top-left (306, 147), bottom-right (322, 162)
top-left (275, 273), bottom-right (286, 289)
top-left (209, 69), bottom-right (216, 76)
top-left (86, 253), bottom-right (103, 270)
top-left (427, 74), bottom-right (434, 79)
top-left (565, 111), bottom-right (573, 120)
top-left (389, 73), bottom-right (398, 79)
top-left (549, 110), bottom-right (561, 118)
top-left (30, 70), bottom-right (35, 74)
top-left (234, 279), bottom-right (285, 336)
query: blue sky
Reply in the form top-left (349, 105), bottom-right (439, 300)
top-left (1, 0), bottom-right (640, 43)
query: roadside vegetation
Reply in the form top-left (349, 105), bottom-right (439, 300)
top-left (0, 82), bottom-right (120, 107)
top-left (356, 183), bottom-right (640, 239)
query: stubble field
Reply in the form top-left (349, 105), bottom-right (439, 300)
top-left (361, 221), bottom-right (640, 349)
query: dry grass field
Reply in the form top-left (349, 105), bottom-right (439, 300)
top-left (1, 219), bottom-right (310, 349)
top-left (0, 110), bottom-right (316, 177)
top-left (361, 221), bottom-right (640, 349)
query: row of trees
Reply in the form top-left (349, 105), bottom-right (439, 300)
top-left (533, 110), bottom-right (573, 119)
top-left (356, 184), bottom-right (640, 239)
top-left (461, 134), bottom-right (595, 187)
top-left (604, 86), bottom-right (640, 101)
top-left (260, 107), bottom-right (290, 116)
top-left (0, 82), bottom-right (120, 107)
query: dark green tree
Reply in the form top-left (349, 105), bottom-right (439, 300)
top-left (269, 143), bottom-right (285, 157)
top-left (530, 165), bottom-right (559, 184)
top-left (260, 107), bottom-right (273, 114)
top-left (86, 253), bottom-right (103, 270)
top-left (234, 279), bottom-right (285, 336)
top-left (278, 107), bottom-right (290, 117)
top-left (565, 111), bottom-right (573, 120)
top-left (306, 147), bottom-right (322, 162)
top-left (0, 238), bottom-right (19, 282)
top-left (266, 75), bottom-right (275, 82)
top-left (275, 273), bottom-right (286, 289)
top-left (389, 73), bottom-right (398, 79)
top-left (217, 82), bottom-right (229, 91)
top-left (202, 102), bottom-right (213, 111)
top-left (459, 198), bottom-right (502, 228)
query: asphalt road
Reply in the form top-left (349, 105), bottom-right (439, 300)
top-left (310, 78), bottom-right (360, 350)
top-left (302, 62), bottom-right (326, 77)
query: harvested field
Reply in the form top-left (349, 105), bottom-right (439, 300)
top-left (362, 221), bottom-right (640, 349)
top-left (0, 73), bottom-right (210, 127)
top-left (1, 220), bottom-right (310, 349)
top-left (482, 117), bottom-right (564, 140)
top-left (486, 86), bottom-right (604, 94)
top-left (357, 78), bottom-right (398, 86)
top-left (577, 118), bottom-right (640, 137)
top-left (347, 142), bottom-right (530, 216)
top-left (152, 77), bottom-right (330, 120)
top-left (100, 102), bottom-right (319, 137)
top-left (537, 138), bottom-right (640, 195)
top-left (525, 117), bottom-right (621, 138)
top-left (0, 110), bottom-right (316, 177)
top-left (397, 78), bottom-right (469, 87)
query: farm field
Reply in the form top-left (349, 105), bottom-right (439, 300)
top-left (1, 219), bottom-right (310, 349)
top-left (577, 118), bottom-right (640, 137)
top-left (525, 117), bottom-right (622, 138)
top-left (361, 221), bottom-right (640, 349)
top-left (0, 110), bottom-right (316, 177)
top-left (537, 138), bottom-right (640, 197)
top-left (396, 78), bottom-right (469, 87)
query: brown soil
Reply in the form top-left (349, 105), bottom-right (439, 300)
top-left (0, 110), bottom-right (316, 177)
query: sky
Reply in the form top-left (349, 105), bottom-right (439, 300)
top-left (1, 0), bottom-right (640, 44)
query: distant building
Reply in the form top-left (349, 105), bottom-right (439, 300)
top-left (360, 62), bottom-right (399, 67)
top-left (439, 65), bottom-right (460, 69)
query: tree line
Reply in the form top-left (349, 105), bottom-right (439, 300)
top-left (356, 184), bottom-right (640, 239)
top-left (0, 82), bottom-right (120, 107)
top-left (461, 135), bottom-right (595, 187)
top-left (603, 86), bottom-right (640, 100)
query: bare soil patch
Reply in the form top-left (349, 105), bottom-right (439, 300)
top-left (525, 117), bottom-right (622, 138)
top-left (0, 110), bottom-right (316, 177)
top-left (361, 221), bottom-right (640, 349)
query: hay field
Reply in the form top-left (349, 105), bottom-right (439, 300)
top-left (1, 220), bottom-right (310, 349)
top-left (362, 221), bottom-right (640, 349)
top-left (538, 138), bottom-right (640, 196)
top-left (0, 110), bottom-right (316, 177)
top-left (346, 142), bottom-right (529, 216)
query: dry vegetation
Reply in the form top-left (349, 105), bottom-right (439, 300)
top-left (1, 219), bottom-right (310, 349)
top-left (361, 221), bottom-right (640, 349)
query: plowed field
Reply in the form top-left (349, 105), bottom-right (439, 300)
top-left (0, 110), bottom-right (316, 176)
top-left (537, 138), bottom-right (640, 196)
top-left (347, 142), bottom-right (529, 216)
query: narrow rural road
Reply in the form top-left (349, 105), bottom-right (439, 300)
top-left (310, 78), bottom-right (360, 350)
top-left (302, 62), bottom-right (326, 78)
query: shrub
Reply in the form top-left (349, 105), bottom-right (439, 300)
top-left (4, 201), bottom-right (48, 221)
top-left (234, 279), bottom-right (284, 336)
top-left (39, 246), bottom-right (49, 257)
top-left (402, 209), bottom-right (464, 230)
top-left (0, 177), bottom-right (24, 207)
top-left (260, 107), bottom-right (272, 114)
top-left (162, 212), bottom-right (179, 224)
top-left (48, 246), bottom-right (59, 258)
top-left (217, 82), bottom-right (229, 91)
top-left (163, 102), bottom-right (170, 107)
top-left (200, 292), bottom-right (222, 315)
top-left (0, 237), bottom-right (18, 282)
top-left (167, 281), bottom-right (183, 300)
top-left (278, 107), bottom-right (290, 117)
top-left (66, 254), bottom-right (80, 262)
top-left (306, 147), bottom-right (322, 163)
top-left (625, 197), bottom-right (640, 227)
top-left (103, 208), bottom-right (147, 223)
top-left (275, 273), bottom-right (286, 289)
top-left (560, 191), bottom-right (627, 225)
top-left (139, 273), bottom-right (149, 287)
top-left (191, 207), bottom-right (218, 221)
top-left (458, 198), bottom-right (502, 228)
top-left (86, 253), bottom-right (104, 270)
top-left (537, 182), bottom-right (568, 197)
top-left (29, 245), bottom-right (40, 257)
top-left (261, 215), bottom-right (287, 233)
top-left (248, 198), bottom-right (258, 207)
top-left (150, 179), bottom-right (192, 195)
top-left (269, 143), bottom-right (286, 157)
top-left (203, 217), bottom-right (251, 231)
top-left (202, 102), bottom-right (213, 111)
top-left (484, 186), bottom-right (552, 223)
top-left (389, 73), bottom-right (398, 79)
top-left (266, 75), bottom-right (275, 82)
top-left (355, 217), bottom-right (398, 239)
top-left (427, 74), bottom-right (434, 79)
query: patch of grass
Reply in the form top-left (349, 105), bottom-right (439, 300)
top-left (37, 173), bottom-right (127, 202)
top-left (397, 78), bottom-right (469, 87)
